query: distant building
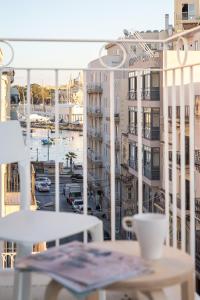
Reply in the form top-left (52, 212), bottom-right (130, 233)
top-left (174, 0), bottom-right (200, 32)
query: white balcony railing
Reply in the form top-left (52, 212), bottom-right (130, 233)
top-left (0, 27), bottom-right (199, 297)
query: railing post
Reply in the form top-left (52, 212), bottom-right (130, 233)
top-left (163, 43), bottom-right (170, 246)
top-left (55, 69), bottom-right (59, 213)
top-left (137, 71), bottom-right (143, 214)
top-left (110, 71), bottom-right (115, 241)
top-left (180, 67), bottom-right (186, 252)
top-left (172, 69), bottom-right (177, 248)
top-left (83, 70), bottom-right (88, 243)
top-left (189, 66), bottom-right (195, 260)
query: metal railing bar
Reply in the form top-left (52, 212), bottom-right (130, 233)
top-left (180, 67), bottom-right (186, 252)
top-left (55, 70), bottom-right (59, 213)
top-left (189, 66), bottom-right (195, 260)
top-left (172, 69), bottom-right (177, 248)
top-left (0, 37), bottom-right (165, 43)
top-left (163, 44), bottom-right (170, 246)
top-left (26, 69), bottom-right (31, 210)
top-left (3, 67), bottom-right (164, 72)
top-left (110, 71), bottom-right (116, 241)
top-left (137, 71), bottom-right (143, 214)
top-left (3, 63), bottom-right (200, 71)
top-left (83, 70), bottom-right (88, 243)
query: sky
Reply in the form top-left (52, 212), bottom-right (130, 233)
top-left (0, 0), bottom-right (173, 84)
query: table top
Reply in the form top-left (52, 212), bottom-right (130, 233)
top-left (0, 211), bottom-right (102, 243)
top-left (91, 241), bottom-right (194, 291)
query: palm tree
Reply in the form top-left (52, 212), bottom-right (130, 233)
top-left (65, 152), bottom-right (77, 171)
top-left (65, 153), bottom-right (71, 168)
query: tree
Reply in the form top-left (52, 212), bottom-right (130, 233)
top-left (65, 152), bottom-right (77, 171)
top-left (65, 153), bottom-right (71, 168)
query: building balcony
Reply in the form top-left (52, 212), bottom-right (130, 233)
top-left (128, 90), bottom-right (137, 101)
top-left (169, 151), bottom-right (190, 166)
top-left (129, 159), bottom-right (138, 171)
top-left (88, 172), bottom-right (103, 190)
top-left (176, 13), bottom-right (200, 30)
top-left (87, 84), bottom-right (103, 94)
top-left (195, 150), bottom-right (200, 173)
top-left (141, 88), bottom-right (160, 101)
top-left (87, 149), bottom-right (102, 165)
top-left (87, 128), bottom-right (103, 141)
top-left (0, 35), bottom-right (199, 300)
top-left (87, 107), bottom-right (103, 118)
top-left (143, 127), bottom-right (160, 140)
top-left (105, 138), bottom-right (120, 151)
top-left (143, 165), bottom-right (160, 180)
top-left (128, 125), bottom-right (137, 136)
top-left (106, 113), bottom-right (120, 122)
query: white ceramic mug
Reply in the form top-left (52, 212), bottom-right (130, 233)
top-left (122, 213), bottom-right (167, 260)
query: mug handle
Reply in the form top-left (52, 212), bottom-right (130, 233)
top-left (122, 216), bottom-right (134, 232)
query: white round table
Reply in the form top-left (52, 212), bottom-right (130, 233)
top-left (44, 241), bottom-right (195, 300)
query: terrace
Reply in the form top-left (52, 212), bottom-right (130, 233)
top-left (0, 26), bottom-right (200, 300)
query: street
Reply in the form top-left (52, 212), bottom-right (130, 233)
top-left (35, 173), bottom-right (111, 240)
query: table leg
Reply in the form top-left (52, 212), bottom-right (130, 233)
top-left (86, 290), bottom-right (106, 300)
top-left (141, 290), bottom-right (166, 300)
top-left (44, 280), bottom-right (63, 300)
top-left (181, 273), bottom-right (195, 300)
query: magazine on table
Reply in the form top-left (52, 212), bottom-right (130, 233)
top-left (16, 241), bottom-right (152, 295)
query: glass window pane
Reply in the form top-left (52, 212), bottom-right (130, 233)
top-left (151, 73), bottom-right (159, 88)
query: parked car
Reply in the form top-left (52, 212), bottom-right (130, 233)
top-left (77, 206), bottom-right (93, 215)
top-left (71, 174), bottom-right (83, 183)
top-left (68, 191), bottom-right (82, 205)
top-left (74, 164), bottom-right (83, 170)
top-left (35, 177), bottom-right (51, 186)
top-left (36, 182), bottom-right (50, 192)
top-left (72, 199), bottom-right (84, 211)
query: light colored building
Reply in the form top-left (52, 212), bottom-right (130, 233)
top-left (87, 44), bottom-right (129, 237)
top-left (174, 0), bottom-right (200, 32)
top-left (86, 16), bottom-right (172, 238)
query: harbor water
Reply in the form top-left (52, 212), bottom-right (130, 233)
top-left (27, 128), bottom-right (83, 163)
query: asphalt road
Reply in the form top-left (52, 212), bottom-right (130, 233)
top-left (35, 176), bottom-right (96, 212)
top-left (35, 173), bottom-right (111, 241)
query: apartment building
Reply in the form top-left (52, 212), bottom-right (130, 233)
top-left (86, 18), bottom-right (171, 238)
top-left (86, 44), bottom-right (130, 237)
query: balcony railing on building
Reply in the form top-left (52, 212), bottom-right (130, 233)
top-left (87, 149), bottom-right (102, 165)
top-left (141, 88), bottom-right (160, 101)
top-left (128, 90), bottom-right (137, 101)
top-left (143, 127), bottom-right (160, 140)
top-left (87, 107), bottom-right (103, 118)
top-left (87, 128), bottom-right (103, 141)
top-left (129, 159), bottom-right (138, 171)
top-left (169, 150), bottom-right (190, 166)
top-left (128, 124), bottom-right (137, 136)
top-left (143, 164), bottom-right (160, 180)
top-left (106, 113), bottom-right (120, 122)
top-left (195, 150), bottom-right (200, 172)
top-left (176, 12), bottom-right (200, 21)
top-left (87, 84), bottom-right (103, 94)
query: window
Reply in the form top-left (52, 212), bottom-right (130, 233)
top-left (144, 74), bottom-right (150, 90)
top-left (182, 4), bottom-right (195, 20)
top-left (152, 109), bottom-right (160, 127)
top-left (129, 107), bottom-right (137, 127)
top-left (152, 148), bottom-right (160, 167)
top-left (151, 72), bottom-right (159, 88)
top-left (128, 72), bottom-right (137, 92)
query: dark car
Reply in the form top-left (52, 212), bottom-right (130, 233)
top-left (71, 174), bottom-right (83, 182)
top-left (74, 164), bottom-right (83, 170)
